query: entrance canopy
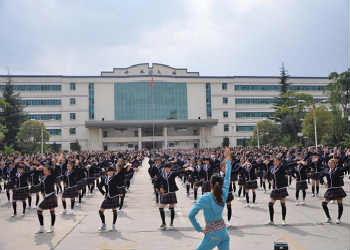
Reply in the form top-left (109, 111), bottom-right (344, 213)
top-left (85, 119), bottom-right (218, 129)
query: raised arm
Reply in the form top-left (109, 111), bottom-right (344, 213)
top-left (222, 160), bottom-right (232, 203)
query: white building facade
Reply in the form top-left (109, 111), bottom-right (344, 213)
top-left (0, 63), bottom-right (329, 151)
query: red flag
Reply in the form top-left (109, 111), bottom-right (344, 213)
top-left (150, 77), bottom-right (154, 89)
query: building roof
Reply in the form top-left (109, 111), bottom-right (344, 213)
top-left (85, 119), bottom-right (218, 129)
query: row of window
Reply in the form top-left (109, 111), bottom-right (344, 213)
top-left (235, 98), bottom-right (276, 105)
top-left (28, 113), bottom-right (77, 120)
top-left (45, 128), bottom-right (77, 135)
top-left (206, 83), bottom-right (212, 118)
top-left (21, 99), bottom-right (62, 106)
top-left (88, 83), bottom-right (95, 119)
top-left (222, 111), bottom-right (274, 118)
top-left (223, 125), bottom-right (256, 132)
top-left (235, 85), bottom-right (326, 91)
top-left (0, 85), bottom-right (61, 91)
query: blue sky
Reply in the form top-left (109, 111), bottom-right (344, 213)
top-left (0, 0), bottom-right (349, 76)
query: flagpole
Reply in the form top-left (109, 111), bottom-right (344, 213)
top-left (152, 77), bottom-right (155, 150)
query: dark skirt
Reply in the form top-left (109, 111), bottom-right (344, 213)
top-left (62, 187), bottom-right (78, 198)
top-left (76, 179), bottom-right (88, 190)
top-left (100, 196), bottom-right (119, 209)
top-left (160, 192), bottom-right (177, 204)
top-left (39, 194), bottom-right (58, 210)
top-left (194, 180), bottom-right (202, 187)
top-left (296, 180), bottom-right (308, 191)
top-left (202, 181), bottom-right (211, 193)
top-left (30, 184), bottom-right (42, 193)
top-left (231, 174), bottom-right (238, 181)
top-left (87, 177), bottom-right (96, 184)
top-left (238, 178), bottom-right (245, 186)
top-left (311, 172), bottom-right (320, 180)
top-left (245, 180), bottom-right (258, 190)
top-left (6, 180), bottom-right (16, 190)
top-left (13, 187), bottom-right (29, 201)
top-left (324, 188), bottom-right (347, 201)
top-left (270, 188), bottom-right (289, 200)
top-left (227, 192), bottom-right (234, 203)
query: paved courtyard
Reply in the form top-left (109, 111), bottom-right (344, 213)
top-left (0, 158), bottom-right (349, 250)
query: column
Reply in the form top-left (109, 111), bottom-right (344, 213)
top-left (163, 127), bottom-right (168, 149)
top-left (88, 128), bottom-right (103, 151)
top-left (138, 128), bottom-right (142, 149)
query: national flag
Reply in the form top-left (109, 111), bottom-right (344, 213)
top-left (150, 77), bottom-right (154, 89)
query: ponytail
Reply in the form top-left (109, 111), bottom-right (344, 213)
top-left (211, 174), bottom-right (224, 206)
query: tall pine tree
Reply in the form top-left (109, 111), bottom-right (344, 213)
top-left (0, 76), bottom-right (26, 148)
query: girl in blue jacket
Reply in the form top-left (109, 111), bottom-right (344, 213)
top-left (189, 148), bottom-right (232, 250)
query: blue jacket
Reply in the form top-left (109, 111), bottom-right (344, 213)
top-left (188, 161), bottom-right (232, 232)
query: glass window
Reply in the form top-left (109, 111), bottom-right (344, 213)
top-left (235, 84), bottom-right (326, 92)
top-left (237, 138), bottom-right (250, 146)
top-left (205, 83), bottom-right (212, 118)
top-left (89, 83), bottom-right (95, 119)
top-left (70, 113), bottom-right (76, 120)
top-left (47, 129), bottom-right (62, 136)
top-left (0, 85), bottom-right (61, 91)
top-left (223, 111), bottom-right (229, 118)
top-left (103, 131), bottom-right (108, 138)
top-left (70, 98), bottom-right (76, 105)
top-left (222, 82), bottom-right (228, 90)
top-left (21, 99), bottom-right (61, 106)
top-left (236, 126), bottom-right (255, 132)
top-left (224, 124), bottom-right (229, 132)
top-left (69, 128), bottom-right (76, 135)
top-left (223, 97), bottom-right (228, 104)
top-left (114, 81), bottom-right (188, 120)
top-left (235, 112), bottom-right (273, 118)
top-left (235, 98), bottom-right (276, 105)
top-left (70, 82), bottom-right (76, 90)
top-left (29, 114), bottom-right (62, 120)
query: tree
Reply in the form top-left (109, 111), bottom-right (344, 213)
top-left (324, 107), bottom-right (347, 146)
top-left (327, 69), bottom-right (350, 133)
top-left (70, 140), bottom-right (81, 151)
top-left (250, 120), bottom-right (280, 146)
top-left (16, 120), bottom-right (50, 153)
top-left (302, 105), bottom-right (333, 146)
top-left (279, 63), bottom-right (289, 94)
top-left (0, 76), bottom-right (27, 148)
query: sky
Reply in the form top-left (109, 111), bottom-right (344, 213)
top-left (0, 0), bottom-right (349, 77)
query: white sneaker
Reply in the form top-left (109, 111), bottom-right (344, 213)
top-left (250, 204), bottom-right (255, 208)
top-left (98, 224), bottom-right (106, 232)
top-left (330, 200), bottom-right (335, 204)
top-left (33, 205), bottom-right (37, 209)
top-left (296, 202), bottom-right (300, 206)
top-left (168, 224), bottom-right (175, 230)
top-left (282, 220), bottom-right (287, 226)
top-left (36, 226), bottom-right (45, 234)
top-left (61, 210), bottom-right (67, 215)
top-left (226, 221), bottom-right (231, 227)
top-left (325, 218), bottom-right (332, 224)
top-left (192, 200), bottom-right (197, 204)
top-left (300, 201), bottom-right (305, 205)
top-left (244, 203), bottom-right (250, 208)
top-left (11, 213), bottom-right (17, 217)
top-left (336, 219), bottom-right (341, 224)
top-left (267, 221), bottom-right (274, 225)
top-left (47, 225), bottom-right (54, 233)
top-left (70, 210), bottom-right (75, 215)
top-left (111, 224), bottom-right (116, 231)
top-left (160, 224), bottom-right (166, 230)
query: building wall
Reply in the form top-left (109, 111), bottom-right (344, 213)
top-left (0, 64), bottom-right (330, 150)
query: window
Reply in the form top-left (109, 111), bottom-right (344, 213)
top-left (114, 82), bottom-right (188, 120)
top-left (103, 131), bottom-right (108, 138)
top-left (236, 112), bottom-right (273, 118)
top-left (236, 126), bottom-right (255, 132)
top-left (237, 138), bottom-right (250, 146)
top-left (70, 82), bottom-right (76, 90)
top-left (21, 99), bottom-right (61, 106)
top-left (29, 114), bottom-right (61, 120)
top-left (224, 124), bottom-right (229, 132)
top-left (223, 111), bottom-right (229, 118)
top-left (69, 128), bottom-right (76, 135)
top-left (70, 113), bottom-right (76, 120)
top-left (47, 129), bottom-right (62, 136)
top-left (234, 84), bottom-right (326, 92)
top-left (222, 82), bottom-right (227, 90)
top-left (223, 97), bottom-right (228, 104)
top-left (206, 83), bottom-right (212, 118)
top-left (0, 85), bottom-right (61, 91)
top-left (235, 98), bottom-right (276, 105)
top-left (70, 98), bottom-right (76, 105)
top-left (89, 83), bottom-right (95, 119)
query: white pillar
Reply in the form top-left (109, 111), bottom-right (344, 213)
top-left (163, 127), bottom-right (168, 149)
top-left (138, 128), bottom-right (142, 149)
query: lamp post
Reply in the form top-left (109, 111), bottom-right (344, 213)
top-left (256, 125), bottom-right (260, 148)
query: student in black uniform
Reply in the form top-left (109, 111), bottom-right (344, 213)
top-left (29, 163), bottom-right (43, 209)
top-left (97, 166), bottom-right (124, 231)
top-left (321, 158), bottom-right (349, 224)
top-left (241, 157), bottom-right (258, 208)
top-left (36, 165), bottom-right (58, 233)
top-left (11, 164), bottom-right (31, 217)
top-left (192, 159), bottom-right (203, 202)
top-left (236, 158), bottom-right (246, 200)
top-left (291, 153), bottom-right (309, 205)
top-left (309, 153), bottom-right (323, 197)
top-left (200, 158), bottom-right (213, 194)
top-left (267, 154), bottom-right (289, 225)
top-left (61, 162), bottom-right (78, 215)
top-left (156, 162), bottom-right (183, 230)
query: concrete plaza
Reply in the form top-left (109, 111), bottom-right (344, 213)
top-left (0, 158), bottom-right (349, 250)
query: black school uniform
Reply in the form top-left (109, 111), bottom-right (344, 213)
top-left (98, 171), bottom-right (125, 209)
top-left (240, 163), bottom-right (258, 190)
top-left (291, 164), bottom-right (309, 191)
top-left (156, 168), bottom-right (183, 204)
top-left (62, 169), bottom-right (78, 198)
top-left (268, 162), bottom-right (289, 200)
top-left (309, 157), bottom-right (323, 180)
top-left (200, 164), bottom-right (214, 193)
top-left (29, 168), bottom-right (43, 193)
top-left (38, 173), bottom-right (58, 210)
top-left (321, 165), bottom-right (349, 201)
top-left (12, 171), bottom-right (31, 201)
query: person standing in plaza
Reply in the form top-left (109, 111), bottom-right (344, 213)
top-left (188, 148), bottom-right (232, 250)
